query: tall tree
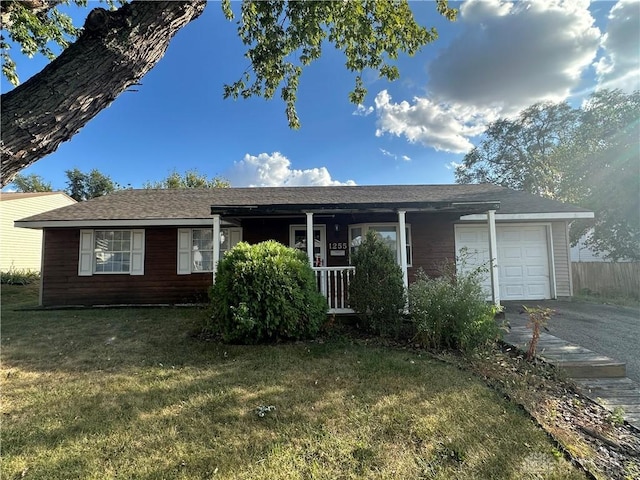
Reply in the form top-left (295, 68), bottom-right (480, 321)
top-left (65, 167), bottom-right (119, 201)
top-left (455, 102), bottom-right (579, 197)
top-left (456, 90), bottom-right (640, 261)
top-left (143, 169), bottom-right (229, 189)
top-left (1, 0), bottom-right (456, 186)
top-left (557, 90), bottom-right (640, 261)
top-left (11, 173), bottom-right (53, 192)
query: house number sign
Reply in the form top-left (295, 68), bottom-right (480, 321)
top-left (329, 242), bottom-right (347, 256)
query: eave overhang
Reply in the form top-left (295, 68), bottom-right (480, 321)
top-left (14, 218), bottom-right (233, 230)
top-left (211, 200), bottom-right (501, 216)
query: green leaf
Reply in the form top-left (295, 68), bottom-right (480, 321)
top-left (223, 0), bottom-right (456, 129)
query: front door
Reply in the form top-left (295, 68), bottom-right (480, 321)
top-left (290, 225), bottom-right (326, 267)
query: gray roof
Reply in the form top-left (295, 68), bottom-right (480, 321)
top-left (16, 184), bottom-right (591, 225)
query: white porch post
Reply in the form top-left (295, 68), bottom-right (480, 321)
top-left (487, 209), bottom-right (500, 306)
top-left (305, 212), bottom-right (314, 268)
top-left (212, 214), bottom-right (221, 283)
top-left (397, 210), bottom-right (409, 289)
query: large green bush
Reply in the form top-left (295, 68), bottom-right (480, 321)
top-left (408, 262), bottom-right (500, 351)
top-left (348, 230), bottom-right (405, 336)
top-left (208, 240), bottom-right (327, 343)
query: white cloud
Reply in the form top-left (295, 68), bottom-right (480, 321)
top-left (353, 104), bottom-right (374, 116)
top-left (380, 148), bottom-right (394, 158)
top-left (428, 0), bottom-right (600, 111)
top-left (595, 0), bottom-right (640, 92)
top-left (225, 152), bottom-right (356, 187)
top-left (374, 90), bottom-right (497, 154)
top-left (459, 0), bottom-right (513, 21)
top-left (374, 0), bottom-right (602, 153)
top-left (379, 148), bottom-right (411, 161)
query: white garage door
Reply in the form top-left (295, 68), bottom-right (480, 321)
top-left (455, 225), bottom-right (551, 301)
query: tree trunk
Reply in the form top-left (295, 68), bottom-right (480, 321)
top-left (1, 0), bottom-right (207, 187)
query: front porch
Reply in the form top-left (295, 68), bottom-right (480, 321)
top-left (209, 197), bottom-right (504, 314)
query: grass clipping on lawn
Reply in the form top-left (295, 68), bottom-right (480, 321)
top-left (1, 285), bottom-right (587, 480)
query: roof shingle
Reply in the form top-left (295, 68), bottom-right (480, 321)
top-left (16, 184), bottom-right (591, 224)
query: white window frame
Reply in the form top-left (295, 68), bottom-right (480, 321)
top-left (177, 227), bottom-right (242, 275)
top-left (348, 223), bottom-right (412, 267)
top-left (78, 229), bottom-right (145, 276)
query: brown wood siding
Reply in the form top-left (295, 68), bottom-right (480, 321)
top-left (407, 213), bottom-right (457, 282)
top-left (42, 227), bottom-right (212, 306)
top-left (328, 214), bottom-right (352, 268)
top-left (241, 217), bottom-right (303, 245)
top-left (41, 214), bottom-right (457, 306)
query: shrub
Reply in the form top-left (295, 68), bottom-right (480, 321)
top-left (0, 268), bottom-right (40, 285)
top-left (208, 240), bottom-right (327, 343)
top-left (522, 305), bottom-right (555, 361)
top-left (348, 230), bottom-right (405, 336)
top-left (408, 262), bottom-right (500, 351)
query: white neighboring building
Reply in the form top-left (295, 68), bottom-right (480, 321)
top-left (1, 192), bottom-right (76, 271)
top-left (570, 231), bottom-right (632, 262)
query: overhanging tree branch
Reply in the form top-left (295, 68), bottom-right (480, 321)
top-left (2, 0), bottom-right (456, 187)
top-left (1, 0), bottom-right (206, 187)
top-left (0, 0), bottom-right (63, 31)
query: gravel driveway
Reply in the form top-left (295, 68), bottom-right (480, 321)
top-left (503, 300), bottom-right (640, 383)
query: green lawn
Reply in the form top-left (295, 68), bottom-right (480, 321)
top-left (1, 284), bottom-right (586, 479)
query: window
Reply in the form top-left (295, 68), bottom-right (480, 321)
top-left (78, 229), bottom-right (145, 276)
top-left (370, 225), bottom-right (398, 261)
top-left (192, 228), bottom-right (214, 271)
top-left (348, 224), bottom-right (412, 266)
top-left (177, 227), bottom-right (242, 274)
top-left (349, 226), bottom-right (363, 258)
top-left (95, 230), bottom-right (131, 273)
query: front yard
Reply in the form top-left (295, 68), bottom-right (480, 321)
top-left (1, 284), bottom-right (586, 479)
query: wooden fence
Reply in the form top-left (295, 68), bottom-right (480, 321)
top-left (572, 262), bottom-right (640, 298)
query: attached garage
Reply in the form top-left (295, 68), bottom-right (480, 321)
top-left (455, 224), bottom-right (553, 301)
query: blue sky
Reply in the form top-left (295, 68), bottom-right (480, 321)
top-left (2, 0), bottom-right (639, 190)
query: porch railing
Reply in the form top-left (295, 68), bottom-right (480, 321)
top-left (313, 266), bottom-right (356, 314)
